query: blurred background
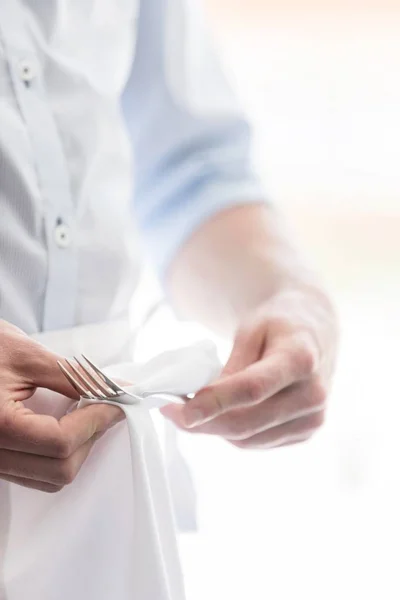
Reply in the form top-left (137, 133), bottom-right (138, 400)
top-left (133, 1), bottom-right (400, 598)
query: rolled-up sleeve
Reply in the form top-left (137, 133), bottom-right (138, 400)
top-left (122, 0), bottom-right (266, 279)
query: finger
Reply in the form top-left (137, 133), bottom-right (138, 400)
top-left (0, 436), bottom-right (96, 485)
top-left (0, 401), bottom-right (124, 457)
top-left (15, 339), bottom-right (80, 399)
top-left (169, 379), bottom-right (326, 440)
top-left (222, 324), bottom-right (265, 376)
top-left (31, 349), bottom-right (82, 399)
top-left (0, 474), bottom-right (63, 493)
top-left (230, 412), bottom-right (325, 450)
top-left (173, 347), bottom-right (312, 428)
top-left (270, 437), bottom-right (311, 450)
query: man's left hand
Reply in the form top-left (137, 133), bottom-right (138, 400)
top-left (161, 289), bottom-right (338, 449)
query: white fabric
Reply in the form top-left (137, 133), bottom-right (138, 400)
top-left (32, 320), bottom-right (135, 367)
top-left (0, 341), bottom-right (221, 600)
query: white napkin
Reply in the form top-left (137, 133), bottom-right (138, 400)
top-left (0, 341), bottom-right (221, 600)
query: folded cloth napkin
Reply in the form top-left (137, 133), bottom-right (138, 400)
top-left (0, 341), bottom-right (221, 600)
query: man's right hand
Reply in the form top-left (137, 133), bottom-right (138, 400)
top-left (0, 320), bottom-right (123, 493)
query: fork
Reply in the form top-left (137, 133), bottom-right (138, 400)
top-left (57, 354), bottom-right (184, 403)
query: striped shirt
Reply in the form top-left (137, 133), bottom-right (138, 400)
top-left (0, 0), bottom-right (263, 334)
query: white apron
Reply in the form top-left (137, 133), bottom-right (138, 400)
top-left (0, 1), bottom-right (225, 597)
top-left (0, 322), bottom-right (221, 600)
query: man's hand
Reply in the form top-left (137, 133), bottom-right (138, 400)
top-left (162, 204), bottom-right (339, 449)
top-left (0, 320), bottom-right (123, 492)
top-left (162, 289), bottom-right (337, 449)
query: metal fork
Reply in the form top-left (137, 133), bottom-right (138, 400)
top-left (57, 354), bottom-right (184, 402)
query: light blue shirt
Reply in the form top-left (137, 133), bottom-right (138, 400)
top-left (0, 0), bottom-right (264, 334)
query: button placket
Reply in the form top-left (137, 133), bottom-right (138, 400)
top-left (0, 4), bottom-right (77, 330)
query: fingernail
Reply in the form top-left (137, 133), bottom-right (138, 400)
top-left (183, 408), bottom-right (206, 428)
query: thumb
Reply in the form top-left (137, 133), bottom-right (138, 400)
top-left (23, 342), bottom-right (80, 399)
top-left (222, 323), bottom-right (265, 377)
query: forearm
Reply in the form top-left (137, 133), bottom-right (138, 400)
top-left (167, 204), bottom-right (334, 339)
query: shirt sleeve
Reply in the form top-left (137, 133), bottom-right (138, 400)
top-left (122, 0), bottom-right (267, 279)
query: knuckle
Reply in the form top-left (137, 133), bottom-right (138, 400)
top-left (56, 459), bottom-right (78, 485)
top-left (51, 437), bottom-right (73, 459)
top-left (313, 409), bottom-right (326, 429)
top-left (198, 386), bottom-right (226, 417)
top-left (210, 390), bottom-right (226, 416)
top-left (308, 379), bottom-right (328, 409)
top-left (245, 377), bottom-right (267, 404)
top-left (307, 410), bottom-right (326, 431)
top-left (291, 342), bottom-right (317, 378)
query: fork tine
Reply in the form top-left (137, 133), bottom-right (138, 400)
top-left (81, 354), bottom-right (124, 394)
top-left (57, 361), bottom-right (93, 398)
top-left (74, 356), bottom-right (117, 398)
top-left (65, 359), bottom-right (108, 399)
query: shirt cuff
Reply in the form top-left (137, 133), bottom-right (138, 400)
top-left (138, 177), bottom-right (268, 282)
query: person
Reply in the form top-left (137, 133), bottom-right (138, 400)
top-left (0, 0), bottom-right (337, 497)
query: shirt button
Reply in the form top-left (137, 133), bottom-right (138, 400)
top-left (54, 223), bottom-right (71, 249)
top-left (19, 59), bottom-right (37, 83)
